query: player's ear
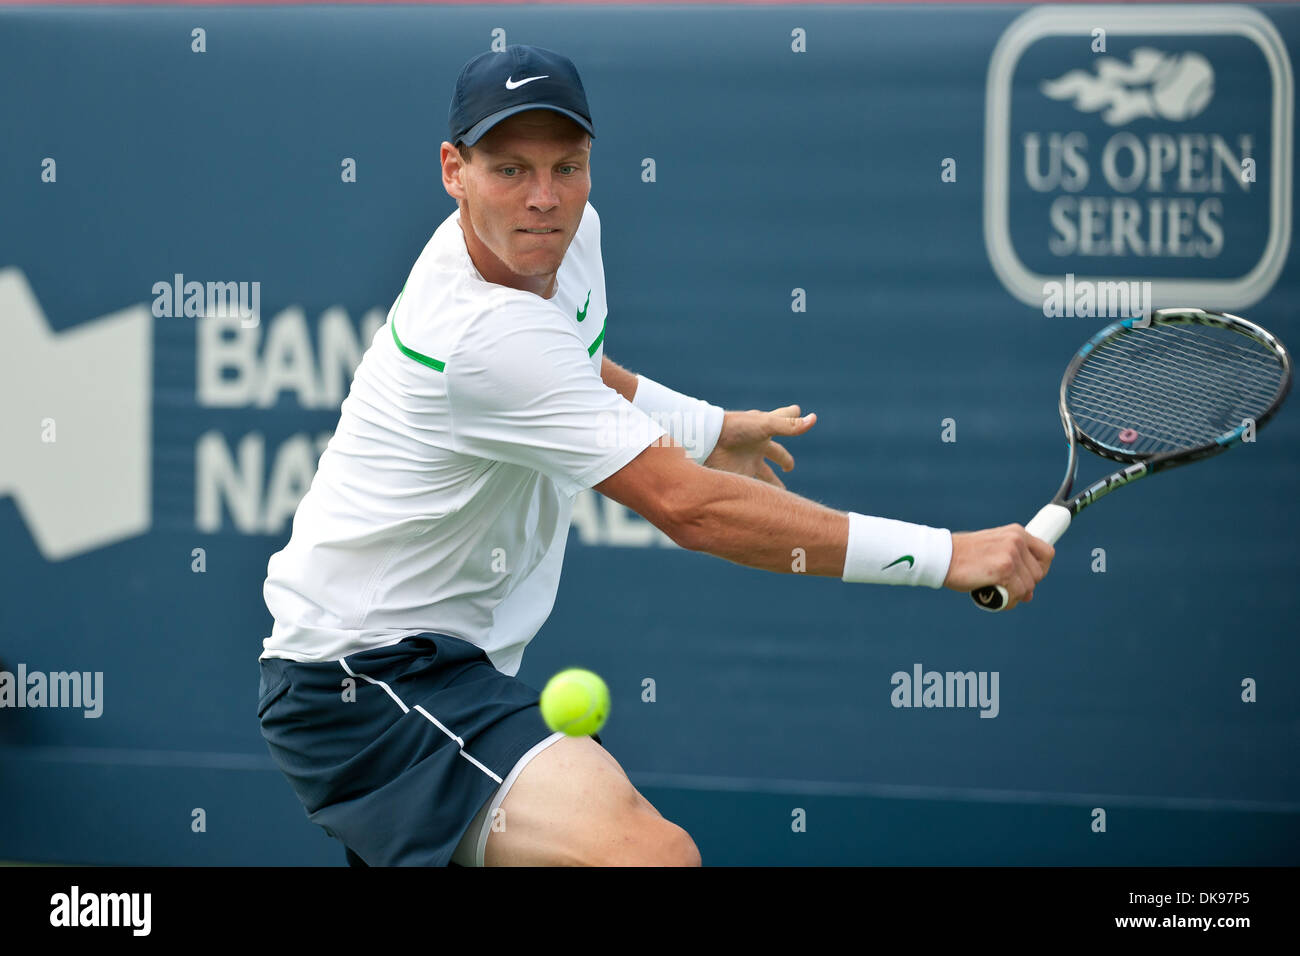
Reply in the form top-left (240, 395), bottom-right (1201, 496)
top-left (441, 141), bottom-right (467, 201)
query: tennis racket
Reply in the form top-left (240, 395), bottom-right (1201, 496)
top-left (972, 307), bottom-right (1292, 612)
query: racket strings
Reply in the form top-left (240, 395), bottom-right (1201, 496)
top-left (1073, 352), bottom-right (1265, 449)
top-left (1070, 326), bottom-right (1282, 450)
top-left (1072, 349), bottom-right (1260, 442)
top-left (1066, 322), bottom-right (1285, 456)
top-left (1143, 325), bottom-right (1283, 400)
top-left (1070, 353), bottom-right (1277, 452)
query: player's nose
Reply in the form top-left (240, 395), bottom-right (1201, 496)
top-left (526, 173), bottom-right (561, 210)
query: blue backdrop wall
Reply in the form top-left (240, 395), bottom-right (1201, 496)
top-left (1, 3), bottom-right (1297, 864)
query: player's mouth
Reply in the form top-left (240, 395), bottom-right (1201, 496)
top-left (516, 228), bottom-right (562, 236)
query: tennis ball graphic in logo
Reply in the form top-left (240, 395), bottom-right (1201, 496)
top-left (540, 668), bottom-right (609, 737)
top-left (1151, 52), bottom-right (1214, 121)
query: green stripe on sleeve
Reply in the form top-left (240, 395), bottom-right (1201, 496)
top-left (389, 285), bottom-right (446, 372)
top-left (587, 321), bottom-right (605, 357)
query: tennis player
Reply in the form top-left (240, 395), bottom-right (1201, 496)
top-left (257, 44), bottom-right (1053, 867)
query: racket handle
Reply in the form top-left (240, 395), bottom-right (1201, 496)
top-left (971, 504), bottom-right (1071, 612)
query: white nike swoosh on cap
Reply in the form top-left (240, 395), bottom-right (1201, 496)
top-left (505, 75), bottom-right (548, 90)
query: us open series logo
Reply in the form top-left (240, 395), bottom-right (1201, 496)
top-left (984, 5), bottom-right (1293, 309)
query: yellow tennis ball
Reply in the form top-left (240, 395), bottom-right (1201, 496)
top-left (540, 668), bottom-right (609, 737)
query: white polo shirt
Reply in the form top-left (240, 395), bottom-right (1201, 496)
top-left (261, 201), bottom-right (666, 673)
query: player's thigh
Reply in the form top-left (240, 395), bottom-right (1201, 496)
top-left (483, 735), bottom-right (700, 867)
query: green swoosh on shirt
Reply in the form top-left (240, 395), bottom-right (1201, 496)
top-left (577, 289), bottom-right (591, 322)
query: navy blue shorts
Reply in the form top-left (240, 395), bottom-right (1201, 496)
top-left (257, 634), bottom-right (559, 867)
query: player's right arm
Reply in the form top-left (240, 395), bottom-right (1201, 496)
top-left (594, 442), bottom-right (1053, 608)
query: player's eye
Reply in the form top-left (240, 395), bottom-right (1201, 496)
top-left (500, 167), bottom-right (520, 177)
top-left (559, 165), bottom-right (578, 174)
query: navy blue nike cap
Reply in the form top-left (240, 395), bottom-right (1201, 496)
top-left (449, 45), bottom-right (595, 147)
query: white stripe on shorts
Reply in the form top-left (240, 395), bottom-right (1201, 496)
top-left (338, 657), bottom-right (504, 785)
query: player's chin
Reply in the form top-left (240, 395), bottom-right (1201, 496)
top-left (508, 246), bottom-right (566, 274)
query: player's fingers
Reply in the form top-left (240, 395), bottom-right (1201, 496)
top-left (765, 439), bottom-right (794, 472)
top-left (755, 461), bottom-right (785, 489)
top-left (987, 548), bottom-right (1019, 608)
top-left (1006, 541), bottom-right (1037, 606)
top-left (1010, 564), bottom-right (1035, 607)
top-left (1016, 535), bottom-right (1048, 584)
top-left (999, 525), bottom-right (1043, 591)
top-left (1024, 533), bottom-right (1055, 571)
top-left (767, 406), bottom-right (816, 436)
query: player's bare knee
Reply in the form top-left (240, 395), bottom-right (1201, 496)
top-left (667, 822), bottom-right (702, 867)
top-left (582, 810), bottom-right (699, 866)
top-left (628, 815), bottom-right (699, 866)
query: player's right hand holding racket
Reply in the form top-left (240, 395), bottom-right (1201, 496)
top-left (943, 525), bottom-right (1056, 609)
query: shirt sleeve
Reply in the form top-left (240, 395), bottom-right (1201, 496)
top-left (445, 301), bottom-right (667, 496)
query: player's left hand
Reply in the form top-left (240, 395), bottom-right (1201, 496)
top-left (703, 405), bottom-right (817, 488)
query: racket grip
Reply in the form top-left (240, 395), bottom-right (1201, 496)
top-left (970, 504), bottom-right (1071, 612)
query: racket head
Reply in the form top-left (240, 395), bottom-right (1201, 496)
top-left (1059, 308), bottom-right (1291, 472)
top-left (975, 308), bottom-right (1291, 613)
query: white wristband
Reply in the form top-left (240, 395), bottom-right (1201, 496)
top-left (632, 374), bottom-right (725, 466)
top-left (841, 512), bottom-right (953, 589)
